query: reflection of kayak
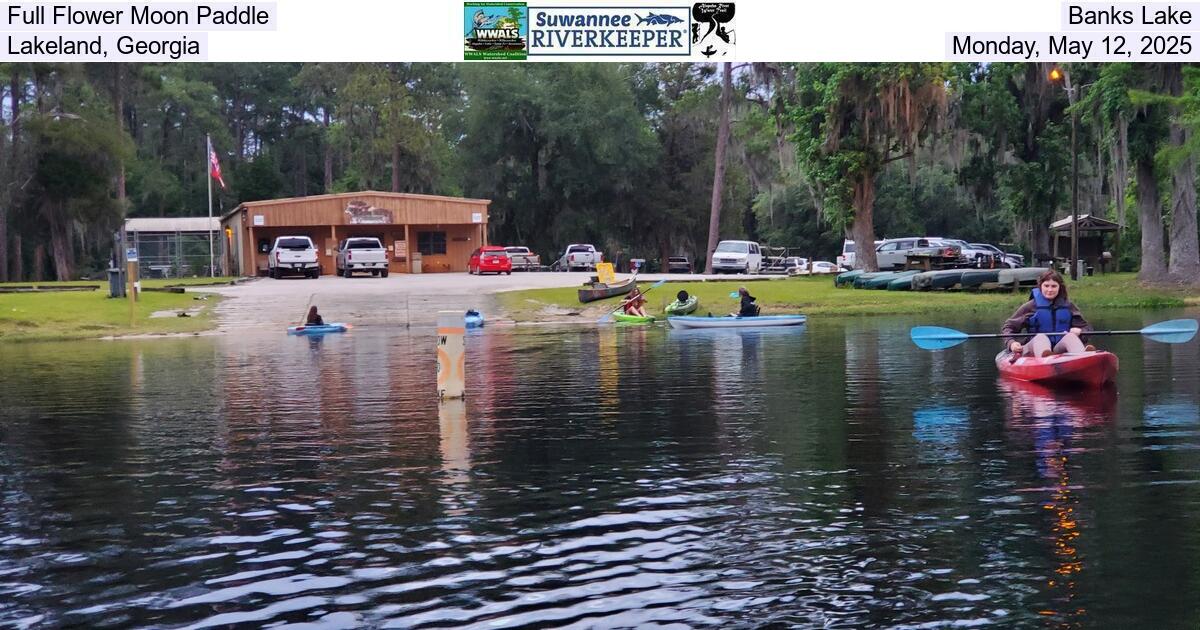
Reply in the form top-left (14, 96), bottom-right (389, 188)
top-left (1001, 377), bottom-right (1118, 421)
top-left (835, 269), bottom-right (864, 287)
top-left (288, 323), bottom-right (348, 335)
top-left (667, 314), bottom-right (807, 329)
top-left (995, 350), bottom-right (1118, 387)
top-left (665, 296), bottom-right (699, 315)
top-left (613, 312), bottom-right (655, 324)
top-left (465, 310), bottom-right (484, 328)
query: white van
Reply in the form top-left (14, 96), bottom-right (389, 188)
top-left (836, 239), bottom-right (856, 269)
top-left (710, 240), bottom-right (763, 274)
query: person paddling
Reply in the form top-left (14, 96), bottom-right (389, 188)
top-left (622, 286), bottom-right (649, 318)
top-left (1002, 270), bottom-right (1094, 357)
top-left (734, 286), bottom-right (760, 317)
top-left (306, 305), bottom-right (325, 326)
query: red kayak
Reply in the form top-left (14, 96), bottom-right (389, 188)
top-left (994, 350), bottom-right (1118, 387)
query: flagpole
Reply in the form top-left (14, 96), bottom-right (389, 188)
top-left (207, 134), bottom-right (214, 277)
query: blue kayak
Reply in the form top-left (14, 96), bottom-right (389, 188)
top-left (465, 310), bottom-right (485, 328)
top-left (667, 314), bottom-right (807, 330)
top-left (287, 323), bottom-right (348, 335)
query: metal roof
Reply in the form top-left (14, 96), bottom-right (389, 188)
top-left (1050, 214), bottom-right (1120, 232)
top-left (125, 217), bottom-right (221, 233)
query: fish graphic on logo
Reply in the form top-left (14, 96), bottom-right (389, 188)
top-left (636, 12), bottom-right (685, 25)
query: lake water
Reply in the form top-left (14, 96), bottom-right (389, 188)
top-left (2, 310), bottom-right (1199, 628)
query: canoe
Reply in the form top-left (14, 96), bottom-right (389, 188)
top-left (959, 269), bottom-right (1001, 289)
top-left (667, 314), bottom-right (807, 330)
top-left (578, 277), bottom-right (635, 303)
top-left (665, 296), bottom-right (699, 315)
top-left (613, 313), bottom-right (655, 324)
top-left (835, 269), bottom-right (865, 287)
top-left (465, 310), bottom-right (484, 328)
top-left (852, 272), bottom-right (896, 289)
top-left (862, 270), bottom-right (919, 289)
top-left (998, 267), bottom-right (1048, 285)
top-left (287, 323), bottom-right (348, 335)
top-left (887, 274), bottom-right (916, 291)
top-left (995, 350), bottom-right (1118, 388)
top-left (913, 269), bottom-right (965, 290)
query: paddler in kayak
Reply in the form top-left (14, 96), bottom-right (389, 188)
top-left (733, 286), bottom-right (760, 317)
top-left (622, 286), bottom-right (650, 318)
top-left (306, 305), bottom-right (325, 326)
top-left (1002, 270), bottom-right (1095, 357)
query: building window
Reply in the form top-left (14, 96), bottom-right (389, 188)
top-left (417, 231), bottom-right (447, 255)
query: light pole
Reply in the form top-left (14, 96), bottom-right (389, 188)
top-left (1050, 67), bottom-right (1085, 280)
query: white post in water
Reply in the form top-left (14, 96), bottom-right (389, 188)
top-left (436, 311), bottom-right (465, 399)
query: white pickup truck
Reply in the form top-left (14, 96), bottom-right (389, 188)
top-left (560, 244), bottom-right (603, 272)
top-left (504, 246), bottom-right (541, 271)
top-left (269, 236), bottom-right (320, 279)
top-left (336, 237), bottom-right (389, 278)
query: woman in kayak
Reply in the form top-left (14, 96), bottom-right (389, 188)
top-left (734, 287), bottom-right (760, 317)
top-left (622, 286), bottom-right (649, 318)
top-left (1002, 270), bottom-right (1094, 357)
top-left (306, 305), bottom-right (325, 326)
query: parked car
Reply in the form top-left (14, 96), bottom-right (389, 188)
top-left (836, 239), bottom-right (856, 269)
top-left (559, 244), bottom-right (603, 272)
top-left (469, 246), bottom-right (513, 275)
top-left (875, 237), bottom-right (963, 270)
top-left (784, 256), bottom-right (808, 271)
top-left (666, 256), bottom-right (692, 273)
top-left (791, 260), bottom-right (840, 275)
top-left (269, 236), bottom-right (320, 279)
top-left (504, 246), bottom-right (541, 271)
top-left (970, 243), bottom-right (1023, 268)
top-left (940, 239), bottom-right (1002, 268)
top-left (336, 237), bottom-right (389, 278)
top-left (710, 240), bottom-right (763, 274)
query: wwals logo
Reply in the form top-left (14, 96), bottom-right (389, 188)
top-left (465, 2), bottom-right (528, 60)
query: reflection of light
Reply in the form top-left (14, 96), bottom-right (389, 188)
top-left (912, 406), bottom-right (968, 444)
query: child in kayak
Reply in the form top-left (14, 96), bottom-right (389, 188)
top-left (306, 306), bottom-right (325, 326)
top-left (1002, 270), bottom-right (1094, 357)
top-left (734, 287), bottom-right (760, 317)
top-left (622, 286), bottom-right (649, 318)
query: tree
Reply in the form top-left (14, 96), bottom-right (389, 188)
top-left (704, 62), bottom-right (733, 274)
top-left (792, 64), bottom-right (950, 271)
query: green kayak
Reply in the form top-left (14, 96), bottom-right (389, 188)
top-left (835, 269), bottom-right (864, 287)
top-left (665, 295), bottom-right (699, 315)
top-left (862, 270), bottom-right (919, 289)
top-left (613, 313), bottom-right (656, 324)
top-left (886, 274), bottom-right (916, 290)
top-left (853, 271), bottom-right (898, 289)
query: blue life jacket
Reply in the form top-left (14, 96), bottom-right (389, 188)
top-left (1026, 288), bottom-right (1072, 344)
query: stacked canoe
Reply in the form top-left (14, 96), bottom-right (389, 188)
top-left (836, 267), bottom-right (1049, 292)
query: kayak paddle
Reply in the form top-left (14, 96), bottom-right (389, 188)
top-left (597, 278), bottom-right (667, 324)
top-left (910, 318), bottom-right (1199, 351)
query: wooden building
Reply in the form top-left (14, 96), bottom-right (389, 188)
top-left (220, 191), bottom-right (491, 276)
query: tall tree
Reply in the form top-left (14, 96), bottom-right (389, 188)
top-left (704, 63), bottom-right (733, 274)
top-left (793, 63), bottom-right (950, 271)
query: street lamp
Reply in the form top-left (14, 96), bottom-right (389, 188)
top-left (1049, 67), bottom-right (1085, 280)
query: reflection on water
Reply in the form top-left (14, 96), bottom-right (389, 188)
top-left (1, 310), bottom-right (1199, 628)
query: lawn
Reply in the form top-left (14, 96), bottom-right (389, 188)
top-left (495, 273), bottom-right (1200, 322)
top-left (0, 284), bottom-right (223, 342)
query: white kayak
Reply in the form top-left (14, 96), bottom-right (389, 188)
top-left (667, 314), bottom-right (807, 329)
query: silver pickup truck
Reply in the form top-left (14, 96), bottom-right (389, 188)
top-left (336, 237), bottom-right (389, 278)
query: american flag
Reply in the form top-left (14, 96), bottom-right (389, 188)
top-left (209, 149), bottom-right (226, 189)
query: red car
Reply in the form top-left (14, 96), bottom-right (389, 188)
top-left (469, 246), bottom-right (513, 275)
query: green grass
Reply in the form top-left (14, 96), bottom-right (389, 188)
top-left (0, 289), bottom-right (222, 343)
top-left (495, 273), bottom-right (1199, 322)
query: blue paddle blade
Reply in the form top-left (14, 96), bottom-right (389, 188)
top-left (1142, 318), bottom-right (1199, 344)
top-left (910, 326), bottom-right (971, 350)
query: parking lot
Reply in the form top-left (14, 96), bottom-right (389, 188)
top-left (198, 271), bottom-right (766, 330)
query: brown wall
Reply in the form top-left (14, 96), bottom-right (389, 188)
top-left (222, 192), bottom-right (490, 276)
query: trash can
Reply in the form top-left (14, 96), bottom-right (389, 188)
top-left (411, 252), bottom-right (422, 274)
top-left (107, 267), bottom-right (125, 298)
